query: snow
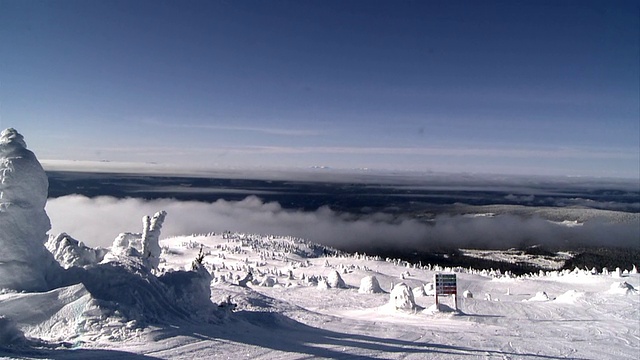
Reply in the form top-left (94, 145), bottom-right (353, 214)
top-left (1, 128), bottom-right (639, 359)
top-left (326, 269), bottom-right (347, 289)
top-left (46, 233), bottom-right (106, 269)
top-left (2, 231), bottom-right (639, 359)
top-left (0, 128), bottom-right (59, 292)
top-left (389, 283), bottom-right (418, 311)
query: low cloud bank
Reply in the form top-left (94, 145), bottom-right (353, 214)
top-left (46, 195), bottom-right (639, 252)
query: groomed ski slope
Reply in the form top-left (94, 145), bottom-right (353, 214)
top-left (2, 232), bottom-right (638, 359)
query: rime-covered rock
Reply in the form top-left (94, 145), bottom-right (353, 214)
top-left (0, 128), bottom-right (59, 291)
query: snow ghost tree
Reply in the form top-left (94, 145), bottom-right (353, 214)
top-left (389, 283), bottom-right (417, 311)
top-left (141, 211), bottom-right (166, 269)
top-left (0, 128), bottom-right (58, 291)
top-left (327, 270), bottom-right (347, 289)
top-left (358, 275), bottom-right (384, 294)
top-left (110, 210), bottom-right (167, 270)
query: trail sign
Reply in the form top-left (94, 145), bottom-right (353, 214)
top-left (434, 273), bottom-right (458, 309)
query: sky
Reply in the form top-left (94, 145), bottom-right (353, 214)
top-left (1, 0), bottom-right (639, 178)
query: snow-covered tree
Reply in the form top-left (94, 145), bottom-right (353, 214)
top-left (0, 128), bottom-right (59, 291)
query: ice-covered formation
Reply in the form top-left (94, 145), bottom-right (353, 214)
top-left (389, 283), bottom-right (417, 310)
top-left (327, 270), bottom-right (347, 289)
top-left (46, 233), bottom-right (107, 269)
top-left (0, 128), bottom-right (59, 291)
top-left (358, 275), bottom-right (384, 294)
top-left (52, 253), bottom-right (218, 332)
top-left (141, 211), bottom-right (166, 269)
top-left (109, 211), bottom-right (167, 269)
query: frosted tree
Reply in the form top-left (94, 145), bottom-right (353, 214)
top-left (0, 128), bottom-right (59, 291)
top-left (141, 211), bottom-right (167, 270)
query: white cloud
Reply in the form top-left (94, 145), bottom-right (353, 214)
top-left (46, 195), bottom-right (639, 252)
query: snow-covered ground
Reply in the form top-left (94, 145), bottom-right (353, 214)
top-left (2, 232), bottom-right (638, 359)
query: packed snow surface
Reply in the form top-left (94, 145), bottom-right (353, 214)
top-left (1, 231), bottom-right (638, 359)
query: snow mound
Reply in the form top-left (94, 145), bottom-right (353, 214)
top-left (46, 233), bottom-right (107, 269)
top-left (524, 291), bottom-right (551, 302)
top-left (0, 283), bottom-right (98, 342)
top-left (607, 281), bottom-right (638, 295)
top-left (70, 254), bottom-right (217, 328)
top-left (358, 275), bottom-right (384, 294)
top-left (389, 283), bottom-right (417, 311)
top-left (327, 270), bottom-right (347, 289)
top-left (554, 290), bottom-right (585, 303)
top-left (424, 303), bottom-right (457, 315)
top-left (0, 128), bottom-right (60, 292)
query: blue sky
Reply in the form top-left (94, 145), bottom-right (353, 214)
top-left (2, 0), bottom-right (639, 178)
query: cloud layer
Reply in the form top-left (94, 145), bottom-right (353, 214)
top-left (46, 195), bottom-right (639, 252)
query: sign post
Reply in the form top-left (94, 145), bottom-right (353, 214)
top-left (434, 273), bottom-right (457, 310)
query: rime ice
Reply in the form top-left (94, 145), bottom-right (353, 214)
top-left (0, 128), bottom-right (57, 291)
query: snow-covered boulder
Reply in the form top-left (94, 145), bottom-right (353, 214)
top-left (0, 128), bottom-right (59, 291)
top-left (389, 283), bottom-right (417, 311)
top-left (327, 270), bottom-right (347, 289)
top-left (358, 275), bottom-right (384, 294)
